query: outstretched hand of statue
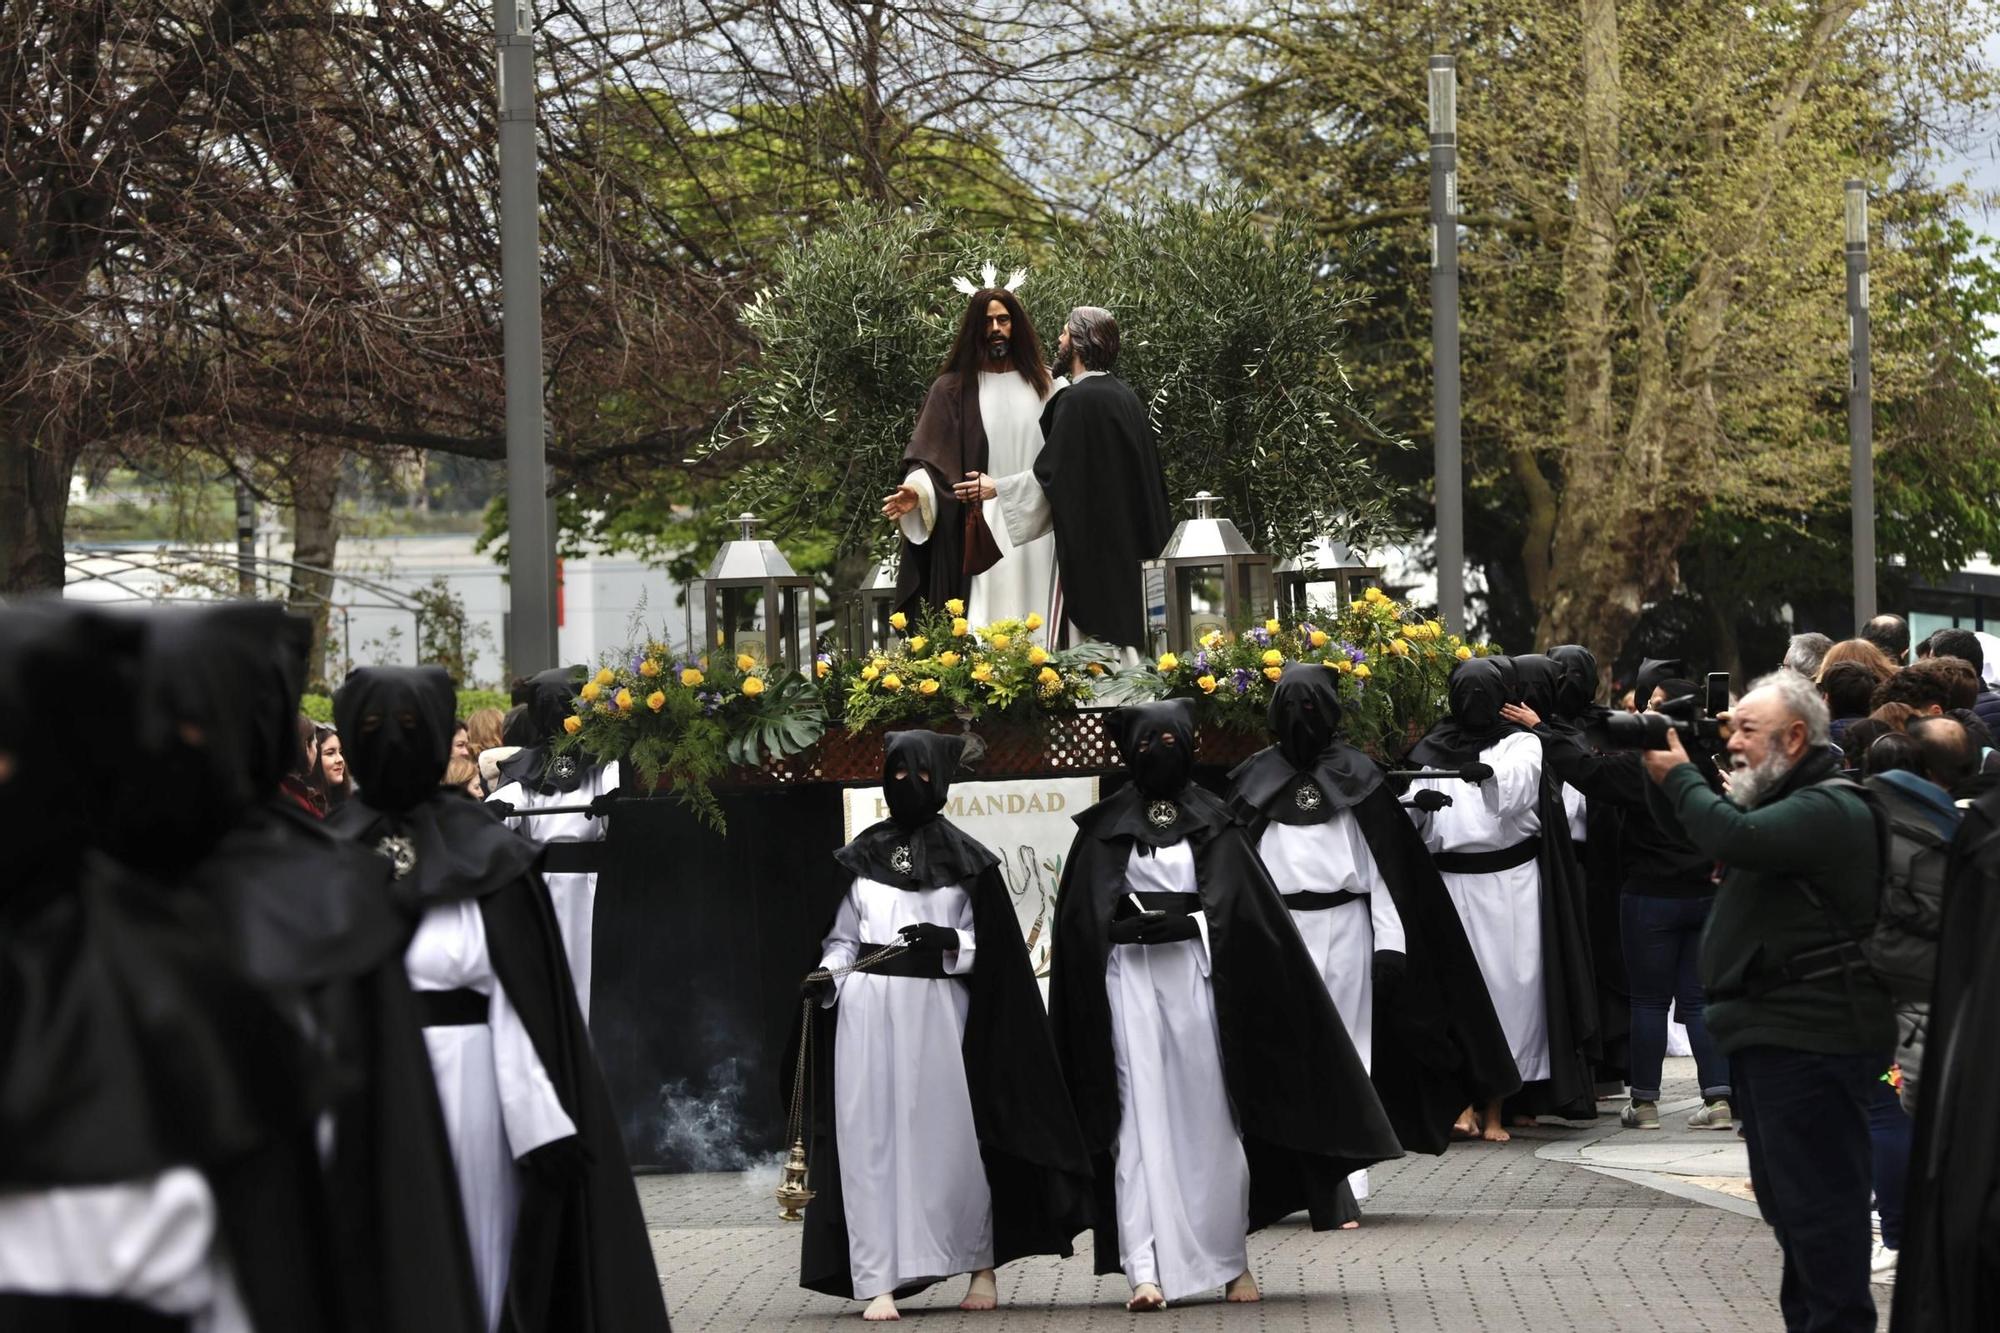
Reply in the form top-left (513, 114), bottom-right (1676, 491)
top-left (881, 484), bottom-right (920, 519)
top-left (951, 471), bottom-right (997, 503)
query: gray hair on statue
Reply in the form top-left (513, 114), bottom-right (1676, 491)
top-left (1065, 306), bottom-right (1121, 372)
top-left (1744, 669), bottom-right (1831, 747)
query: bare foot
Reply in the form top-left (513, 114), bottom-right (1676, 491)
top-left (1126, 1283), bottom-right (1166, 1312)
top-left (959, 1270), bottom-right (997, 1312)
top-left (1481, 1121), bottom-right (1512, 1143)
top-left (1225, 1271), bottom-right (1261, 1303)
top-left (1451, 1109), bottom-right (1481, 1140)
top-left (862, 1293), bottom-right (900, 1321)
top-left (1340, 1219), bottom-right (1361, 1230)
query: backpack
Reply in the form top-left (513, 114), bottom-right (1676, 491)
top-left (1858, 777), bottom-right (1953, 1005)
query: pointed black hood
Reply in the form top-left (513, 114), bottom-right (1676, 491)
top-left (834, 729), bottom-right (999, 890)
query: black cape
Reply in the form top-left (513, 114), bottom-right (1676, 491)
top-left (1228, 745), bottom-right (1523, 1152)
top-left (794, 811), bottom-right (1092, 1297)
top-left (1048, 782), bottom-right (1402, 1272)
top-left (894, 372), bottom-right (991, 616)
top-left (332, 795), bottom-right (670, 1333)
top-left (1033, 374), bottom-right (1171, 649)
top-left (1893, 785), bottom-right (2000, 1332)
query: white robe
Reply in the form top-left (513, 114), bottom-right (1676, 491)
top-left (489, 758), bottom-right (618, 1024)
top-left (1105, 841), bottom-right (1250, 1298)
top-left (406, 899), bottom-right (578, 1332)
top-left (898, 371), bottom-right (1058, 627)
top-left (1406, 730), bottom-right (1550, 1082)
top-left (818, 876), bottom-right (991, 1300)
top-left (0, 1170), bottom-right (252, 1332)
top-left (1258, 812), bottom-right (1407, 1200)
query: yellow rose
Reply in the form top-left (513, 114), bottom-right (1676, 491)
top-left (1025, 612), bottom-right (1044, 631)
top-left (972, 663), bottom-right (994, 683)
top-left (1087, 663), bottom-right (1105, 676)
top-left (1350, 600), bottom-right (1367, 613)
top-left (1038, 666), bottom-right (1061, 686)
top-left (736, 653), bottom-right (756, 672)
top-left (938, 651), bottom-right (962, 668)
top-left (1028, 646), bottom-right (1049, 665)
top-left (680, 667), bottom-right (704, 687)
top-left (1197, 673), bottom-right (1218, 694)
top-left (1157, 652), bottom-right (1179, 672)
top-left (889, 612), bottom-right (908, 631)
top-left (871, 658), bottom-right (888, 673)
top-left (563, 715), bottom-right (583, 734)
top-left (1455, 645), bottom-right (1474, 660)
top-left (815, 660), bottom-right (831, 678)
top-left (639, 658), bottom-right (661, 678)
top-left (1200, 629), bottom-right (1224, 649)
top-left (1427, 620), bottom-right (1444, 637)
top-left (989, 633), bottom-right (1011, 650)
top-left (907, 635), bottom-right (927, 654)
top-left (917, 678), bottom-right (940, 696)
top-left (1309, 629), bottom-right (1329, 648)
top-left (1389, 638), bottom-right (1410, 656)
top-left (614, 687), bottom-right (633, 710)
top-left (1354, 663), bottom-right (1372, 679)
top-left (1262, 648), bottom-right (1283, 667)
top-left (741, 675), bottom-right (765, 697)
top-left (951, 617), bottom-right (970, 638)
top-left (581, 681), bottom-right (602, 702)
top-left (945, 598), bottom-right (965, 616)
top-left (1265, 665), bottom-right (1283, 681)
top-left (1365, 587), bottom-right (1387, 603)
top-left (595, 667), bottom-right (615, 686)
top-left (1335, 658), bottom-right (1354, 673)
top-left (646, 690), bottom-right (666, 712)
top-left (881, 674), bottom-right (903, 692)
top-left (1265, 618), bottom-right (1281, 635)
top-left (860, 665), bottom-right (880, 682)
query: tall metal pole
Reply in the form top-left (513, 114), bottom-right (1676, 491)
top-left (234, 472), bottom-right (256, 598)
top-left (1845, 180), bottom-right (1875, 631)
top-left (498, 0), bottom-right (556, 675)
top-left (1428, 55), bottom-right (1465, 637)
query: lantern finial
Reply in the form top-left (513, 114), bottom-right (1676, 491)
top-left (1188, 491), bottom-right (1220, 520)
top-left (736, 512), bottom-right (759, 540)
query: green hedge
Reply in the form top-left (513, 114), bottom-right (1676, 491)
top-left (300, 688), bottom-right (512, 725)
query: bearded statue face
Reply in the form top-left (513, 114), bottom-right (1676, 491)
top-left (982, 298), bottom-right (1013, 364)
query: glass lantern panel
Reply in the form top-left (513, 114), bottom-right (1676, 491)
top-left (1244, 563), bottom-right (1275, 624)
top-left (1178, 564), bottom-right (1229, 642)
top-left (776, 587), bottom-right (802, 667)
top-left (723, 585), bottom-right (768, 664)
top-left (1142, 563), bottom-right (1168, 656)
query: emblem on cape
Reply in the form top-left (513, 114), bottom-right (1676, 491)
top-left (1145, 799), bottom-right (1179, 829)
top-left (549, 755), bottom-right (578, 784)
top-left (374, 834), bottom-right (417, 881)
top-left (890, 844), bottom-right (915, 876)
top-left (1293, 780), bottom-right (1325, 812)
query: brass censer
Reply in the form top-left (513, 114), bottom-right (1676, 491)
top-left (776, 946), bottom-right (906, 1220)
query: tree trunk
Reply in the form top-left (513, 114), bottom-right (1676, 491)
top-left (0, 430), bottom-right (80, 593)
top-left (288, 445), bottom-right (342, 687)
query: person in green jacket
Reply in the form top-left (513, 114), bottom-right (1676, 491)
top-left (1642, 669), bottom-right (1893, 1333)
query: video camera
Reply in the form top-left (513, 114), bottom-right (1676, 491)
top-left (1588, 671), bottom-right (1732, 753)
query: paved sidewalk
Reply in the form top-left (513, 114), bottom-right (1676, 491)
top-left (644, 1062), bottom-right (1795, 1331)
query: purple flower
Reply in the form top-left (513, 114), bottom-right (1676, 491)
top-left (1230, 667), bottom-right (1252, 694)
top-left (1247, 627), bottom-right (1271, 647)
top-left (1344, 643), bottom-right (1365, 664)
top-left (1301, 620), bottom-right (1317, 637)
top-left (1193, 650), bottom-right (1210, 672)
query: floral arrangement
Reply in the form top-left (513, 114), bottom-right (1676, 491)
top-left (1140, 586), bottom-right (1487, 758)
top-left (832, 599), bottom-right (1112, 732)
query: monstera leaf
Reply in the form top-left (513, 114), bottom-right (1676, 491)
top-left (726, 670), bottom-right (828, 768)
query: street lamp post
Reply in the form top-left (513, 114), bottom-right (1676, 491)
top-left (1429, 54), bottom-right (1465, 638)
top-left (498, 0), bottom-right (556, 675)
top-left (1845, 180), bottom-right (1875, 630)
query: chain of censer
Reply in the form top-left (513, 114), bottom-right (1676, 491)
top-left (783, 943), bottom-right (915, 1173)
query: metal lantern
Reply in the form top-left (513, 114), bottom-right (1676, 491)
top-left (700, 513), bottom-right (816, 671)
top-left (1276, 536), bottom-right (1384, 624)
top-left (841, 561), bottom-right (903, 657)
top-left (1140, 491), bottom-right (1275, 655)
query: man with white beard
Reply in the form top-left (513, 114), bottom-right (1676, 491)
top-left (1643, 671), bottom-right (1894, 1333)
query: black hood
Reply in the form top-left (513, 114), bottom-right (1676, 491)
top-left (1407, 657), bottom-right (1525, 769)
top-left (1487, 654), bottom-right (1524, 705)
top-left (496, 665), bottom-right (586, 794)
top-left (1110, 699), bottom-right (1198, 798)
top-left (115, 604), bottom-right (313, 875)
top-left (881, 728), bottom-right (968, 831)
top-left (1269, 661), bottom-right (1342, 770)
top-left (1633, 657), bottom-right (1688, 710)
top-left (834, 729), bottom-right (997, 890)
top-left (1513, 653), bottom-right (1563, 721)
top-left (1546, 644), bottom-right (1601, 721)
top-left (332, 666), bottom-right (457, 815)
top-left (0, 601), bottom-right (145, 893)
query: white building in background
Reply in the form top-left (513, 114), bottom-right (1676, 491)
top-left (64, 533), bottom-right (698, 688)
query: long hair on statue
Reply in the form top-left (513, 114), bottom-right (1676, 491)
top-left (939, 287), bottom-right (1052, 396)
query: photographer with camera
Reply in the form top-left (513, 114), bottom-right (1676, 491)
top-left (1642, 671), bottom-right (1894, 1333)
top-left (1504, 658), bottom-right (1734, 1134)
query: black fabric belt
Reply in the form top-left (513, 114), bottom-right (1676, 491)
top-left (539, 841), bottom-right (607, 875)
top-left (416, 987), bottom-right (490, 1027)
top-left (1113, 891), bottom-right (1202, 920)
top-left (0, 1294), bottom-right (188, 1333)
top-left (854, 941), bottom-right (955, 980)
top-left (1435, 836), bottom-right (1542, 875)
top-left (1283, 888), bottom-right (1364, 911)
top-left (1708, 940), bottom-right (1871, 1004)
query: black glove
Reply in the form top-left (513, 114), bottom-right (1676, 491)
top-left (896, 922), bottom-right (960, 952)
top-left (1107, 913), bottom-right (1201, 947)
top-left (1410, 788), bottom-right (1453, 813)
top-left (1373, 949), bottom-right (1408, 992)
top-left (1458, 762), bottom-right (1495, 783)
top-left (520, 1135), bottom-right (590, 1186)
top-left (585, 786), bottom-right (626, 819)
top-left (800, 974), bottom-right (835, 1004)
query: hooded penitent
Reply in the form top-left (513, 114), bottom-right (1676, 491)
top-left (328, 666), bottom-right (670, 1332)
top-left (1546, 645), bottom-right (1606, 727)
top-left (1408, 658), bottom-right (1523, 769)
top-left (1050, 699), bottom-right (1403, 1275)
top-left (0, 602), bottom-right (326, 1331)
top-left (494, 666), bottom-right (588, 795)
top-left (1227, 665), bottom-right (1521, 1154)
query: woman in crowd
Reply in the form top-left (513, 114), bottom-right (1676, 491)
top-left (314, 723), bottom-right (353, 809)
